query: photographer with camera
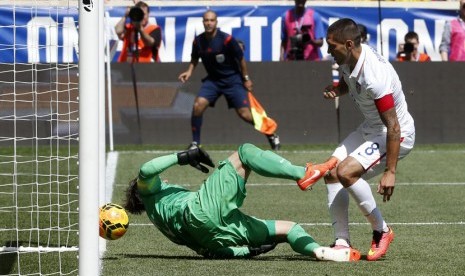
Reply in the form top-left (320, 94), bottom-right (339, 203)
top-left (115, 0), bottom-right (162, 63)
top-left (396, 31), bottom-right (430, 62)
top-left (280, 0), bottom-right (324, 61)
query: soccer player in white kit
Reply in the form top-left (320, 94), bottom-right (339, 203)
top-left (297, 18), bottom-right (415, 261)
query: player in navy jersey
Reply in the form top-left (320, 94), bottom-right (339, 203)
top-left (178, 10), bottom-right (280, 150)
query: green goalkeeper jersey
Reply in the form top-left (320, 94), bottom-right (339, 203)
top-left (137, 153), bottom-right (272, 258)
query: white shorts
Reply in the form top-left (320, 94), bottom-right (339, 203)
top-left (332, 126), bottom-right (415, 180)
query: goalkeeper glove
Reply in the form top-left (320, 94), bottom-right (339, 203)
top-left (177, 147), bottom-right (215, 173)
top-left (248, 243), bottom-right (277, 257)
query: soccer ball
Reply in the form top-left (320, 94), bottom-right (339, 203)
top-left (99, 203), bottom-right (129, 240)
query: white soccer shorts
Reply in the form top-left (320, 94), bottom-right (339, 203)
top-left (332, 127), bottom-right (415, 180)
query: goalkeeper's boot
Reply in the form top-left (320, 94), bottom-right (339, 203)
top-left (296, 159), bottom-right (337, 191)
top-left (313, 246), bottom-right (361, 262)
top-left (367, 226), bottom-right (394, 261)
top-left (267, 134), bottom-right (280, 150)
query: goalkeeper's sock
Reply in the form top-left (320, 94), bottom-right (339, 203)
top-left (191, 115), bottom-right (203, 144)
top-left (287, 223), bottom-right (320, 256)
top-left (238, 143), bottom-right (304, 180)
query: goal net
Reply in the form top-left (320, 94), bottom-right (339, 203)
top-left (0, 1), bottom-right (85, 275)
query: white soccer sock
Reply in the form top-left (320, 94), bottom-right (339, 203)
top-left (367, 207), bottom-right (389, 233)
top-left (346, 178), bottom-right (386, 232)
top-left (327, 183), bottom-right (350, 242)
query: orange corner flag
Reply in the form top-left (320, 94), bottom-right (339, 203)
top-left (248, 92), bottom-right (278, 135)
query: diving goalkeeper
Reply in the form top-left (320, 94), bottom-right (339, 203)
top-left (123, 143), bottom-right (360, 261)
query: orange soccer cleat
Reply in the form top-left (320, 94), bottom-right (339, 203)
top-left (367, 226), bottom-right (395, 261)
top-left (296, 159), bottom-right (337, 191)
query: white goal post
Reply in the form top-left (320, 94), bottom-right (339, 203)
top-left (78, 0), bottom-right (104, 275)
top-left (0, 0), bottom-right (105, 275)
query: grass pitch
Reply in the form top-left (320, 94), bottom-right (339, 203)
top-left (101, 144), bottom-right (465, 276)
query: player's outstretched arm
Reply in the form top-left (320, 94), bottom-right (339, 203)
top-left (177, 147), bottom-right (215, 173)
top-left (137, 154), bottom-right (180, 195)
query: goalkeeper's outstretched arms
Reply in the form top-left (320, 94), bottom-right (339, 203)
top-left (138, 146), bottom-right (214, 194)
top-left (123, 148), bottom-right (215, 214)
top-left (124, 153), bottom-right (179, 215)
top-left (176, 146), bottom-right (215, 173)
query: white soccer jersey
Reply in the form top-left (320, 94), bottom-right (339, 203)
top-left (339, 44), bottom-right (415, 137)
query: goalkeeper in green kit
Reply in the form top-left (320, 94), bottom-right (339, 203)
top-left (123, 143), bottom-right (360, 261)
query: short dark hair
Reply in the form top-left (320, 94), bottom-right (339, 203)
top-left (327, 18), bottom-right (362, 46)
top-left (135, 1), bottom-right (149, 13)
top-left (404, 31), bottom-right (419, 42)
top-left (123, 177), bottom-right (145, 215)
top-left (203, 9), bottom-right (217, 19)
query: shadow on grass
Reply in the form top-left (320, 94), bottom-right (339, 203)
top-left (111, 253), bottom-right (316, 262)
top-left (116, 254), bottom-right (205, 260)
top-left (0, 241), bottom-right (19, 275)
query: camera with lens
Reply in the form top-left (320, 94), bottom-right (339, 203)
top-left (128, 6), bottom-right (144, 23)
top-left (396, 42), bottom-right (415, 61)
top-left (403, 42), bottom-right (414, 54)
top-left (289, 25), bottom-right (312, 60)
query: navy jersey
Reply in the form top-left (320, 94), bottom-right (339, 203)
top-left (192, 30), bottom-right (244, 79)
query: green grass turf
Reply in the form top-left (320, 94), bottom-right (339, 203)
top-left (1, 144), bottom-right (464, 275)
top-left (100, 144), bottom-right (465, 276)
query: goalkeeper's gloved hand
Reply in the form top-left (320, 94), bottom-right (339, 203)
top-left (177, 147), bottom-right (215, 173)
top-left (248, 243), bottom-right (277, 257)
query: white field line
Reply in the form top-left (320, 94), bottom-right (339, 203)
top-left (116, 149), bottom-right (465, 155)
top-left (115, 182), bottom-right (465, 187)
top-left (104, 151), bottom-right (119, 204)
top-left (100, 151), bottom-right (119, 259)
top-left (112, 150), bottom-right (465, 227)
top-left (130, 221), bottom-right (465, 227)
top-left (245, 182), bottom-right (465, 186)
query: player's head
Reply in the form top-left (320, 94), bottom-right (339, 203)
top-left (123, 177), bottom-right (145, 214)
top-left (326, 18), bottom-right (361, 65)
top-left (203, 10), bottom-right (218, 35)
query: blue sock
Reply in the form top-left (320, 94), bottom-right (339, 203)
top-left (191, 115), bottom-right (202, 144)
